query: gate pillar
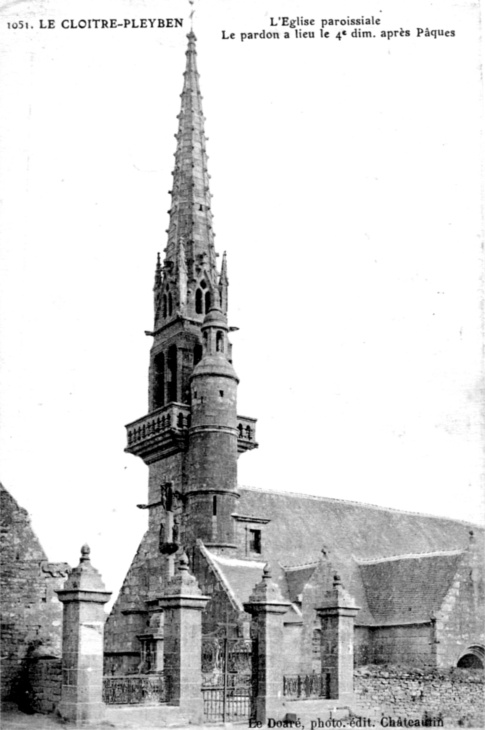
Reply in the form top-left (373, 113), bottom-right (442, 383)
top-left (158, 553), bottom-right (209, 724)
top-left (316, 574), bottom-right (360, 702)
top-left (244, 564), bottom-right (290, 724)
top-left (56, 545), bottom-right (111, 726)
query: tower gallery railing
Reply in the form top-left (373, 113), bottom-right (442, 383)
top-left (125, 404), bottom-right (257, 455)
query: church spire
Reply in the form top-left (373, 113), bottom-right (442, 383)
top-left (163, 31), bottom-right (217, 294)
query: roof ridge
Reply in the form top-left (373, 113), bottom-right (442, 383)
top-left (354, 549), bottom-right (464, 565)
top-left (238, 484), bottom-right (484, 528)
top-left (281, 561), bottom-right (320, 571)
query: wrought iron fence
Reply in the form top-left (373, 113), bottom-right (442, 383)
top-left (201, 632), bottom-right (254, 722)
top-left (283, 672), bottom-right (328, 700)
top-left (202, 674), bottom-right (252, 723)
top-left (103, 673), bottom-right (168, 705)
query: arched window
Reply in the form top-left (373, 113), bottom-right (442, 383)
top-left (216, 331), bottom-right (224, 352)
top-left (195, 289), bottom-right (203, 314)
top-left (163, 295), bottom-right (167, 319)
top-left (168, 292), bottom-right (173, 316)
top-left (167, 345), bottom-right (177, 402)
top-left (153, 352), bottom-right (165, 409)
top-left (205, 291), bottom-right (211, 313)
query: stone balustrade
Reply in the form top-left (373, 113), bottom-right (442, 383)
top-left (125, 406), bottom-right (257, 462)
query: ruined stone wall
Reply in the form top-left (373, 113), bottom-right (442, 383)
top-left (354, 666), bottom-right (484, 728)
top-left (0, 484), bottom-right (69, 711)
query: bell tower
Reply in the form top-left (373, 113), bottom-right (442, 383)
top-left (124, 32), bottom-right (257, 574)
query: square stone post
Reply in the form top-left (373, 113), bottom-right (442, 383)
top-left (316, 573), bottom-right (359, 703)
top-left (56, 545), bottom-right (111, 726)
top-left (158, 553), bottom-right (209, 724)
top-left (244, 564), bottom-right (290, 725)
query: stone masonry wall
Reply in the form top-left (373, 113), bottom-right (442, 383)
top-left (0, 484), bottom-right (69, 712)
top-left (354, 666), bottom-right (484, 728)
top-left (369, 624), bottom-right (434, 666)
top-left (435, 541), bottom-right (485, 667)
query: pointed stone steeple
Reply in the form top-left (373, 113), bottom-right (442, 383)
top-left (158, 30), bottom-right (217, 329)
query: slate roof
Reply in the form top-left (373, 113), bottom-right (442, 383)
top-left (284, 564), bottom-right (318, 604)
top-left (234, 486), bottom-right (482, 625)
top-left (357, 550), bottom-right (464, 625)
top-left (201, 548), bottom-right (266, 610)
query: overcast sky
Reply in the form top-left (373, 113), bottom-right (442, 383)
top-left (1, 0), bottom-right (483, 604)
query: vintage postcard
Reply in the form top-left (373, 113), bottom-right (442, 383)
top-left (0, 0), bottom-right (483, 727)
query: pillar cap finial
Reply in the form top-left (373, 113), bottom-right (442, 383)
top-left (246, 562), bottom-right (288, 605)
top-left (80, 544), bottom-right (91, 562)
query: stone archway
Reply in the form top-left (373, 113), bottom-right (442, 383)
top-left (457, 645), bottom-right (485, 669)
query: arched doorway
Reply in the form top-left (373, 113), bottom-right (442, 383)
top-left (457, 645), bottom-right (484, 669)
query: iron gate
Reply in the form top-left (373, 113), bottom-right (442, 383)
top-left (201, 631), bottom-right (255, 722)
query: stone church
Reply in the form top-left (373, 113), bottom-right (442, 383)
top-left (103, 30), bottom-right (484, 703)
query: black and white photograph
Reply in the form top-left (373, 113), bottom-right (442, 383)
top-left (0, 0), bottom-right (483, 728)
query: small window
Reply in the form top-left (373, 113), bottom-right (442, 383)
top-left (168, 292), bottom-right (173, 316)
top-left (163, 295), bottom-right (167, 318)
top-left (219, 390), bottom-right (224, 398)
top-left (213, 496), bottom-right (217, 516)
top-left (205, 291), bottom-right (211, 313)
top-left (196, 289), bottom-right (203, 314)
top-left (249, 529), bottom-right (262, 554)
top-left (216, 331), bottom-right (224, 352)
top-left (194, 344), bottom-right (203, 366)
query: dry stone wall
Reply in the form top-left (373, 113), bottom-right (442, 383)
top-left (354, 666), bottom-right (484, 728)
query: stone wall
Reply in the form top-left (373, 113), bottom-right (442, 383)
top-left (25, 657), bottom-right (62, 714)
top-left (435, 540), bottom-right (485, 667)
top-left (370, 624), bottom-right (434, 666)
top-left (0, 484), bottom-right (69, 712)
top-left (354, 666), bottom-right (484, 728)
